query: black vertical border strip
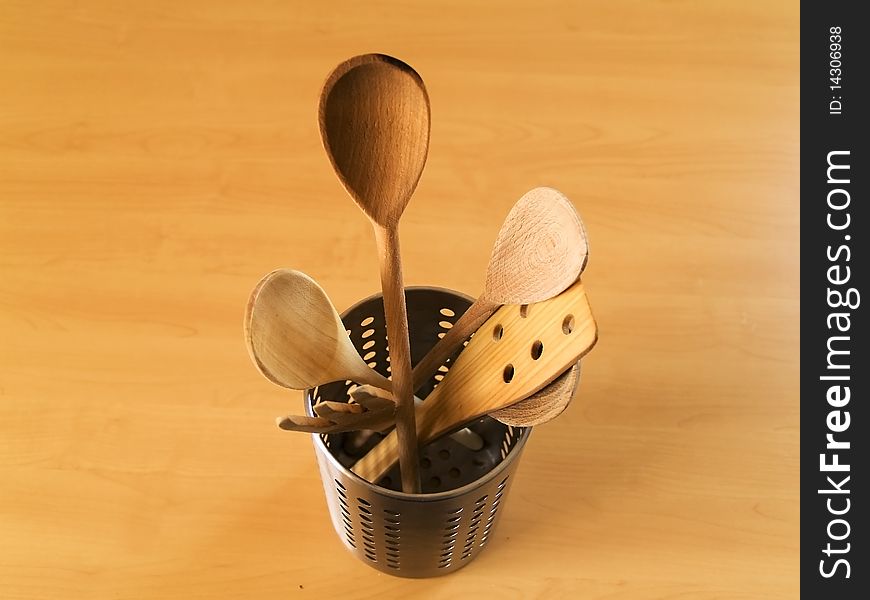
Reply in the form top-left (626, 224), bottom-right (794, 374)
top-left (802, 2), bottom-right (868, 597)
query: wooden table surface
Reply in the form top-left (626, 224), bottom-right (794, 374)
top-left (1, 1), bottom-right (799, 597)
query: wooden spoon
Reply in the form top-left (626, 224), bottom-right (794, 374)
top-left (410, 187), bottom-right (588, 393)
top-left (244, 269), bottom-right (390, 391)
top-left (319, 53), bottom-right (430, 493)
top-left (352, 278), bottom-right (598, 483)
top-left (276, 394), bottom-right (483, 447)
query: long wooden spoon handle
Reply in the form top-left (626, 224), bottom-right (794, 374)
top-left (373, 224), bottom-right (421, 493)
top-left (410, 298), bottom-right (499, 392)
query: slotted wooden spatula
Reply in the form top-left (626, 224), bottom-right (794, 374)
top-left (351, 278), bottom-right (598, 483)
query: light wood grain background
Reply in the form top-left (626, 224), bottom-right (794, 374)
top-left (1, 1), bottom-right (799, 597)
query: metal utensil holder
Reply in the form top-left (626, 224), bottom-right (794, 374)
top-left (306, 287), bottom-right (532, 577)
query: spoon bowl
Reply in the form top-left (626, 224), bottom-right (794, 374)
top-left (244, 269), bottom-right (390, 391)
top-left (319, 53), bottom-right (430, 228)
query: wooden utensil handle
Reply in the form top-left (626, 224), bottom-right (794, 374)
top-left (314, 401), bottom-right (365, 415)
top-left (351, 399), bottom-right (439, 483)
top-left (410, 298), bottom-right (499, 392)
top-left (356, 367), bottom-right (393, 391)
top-left (373, 224), bottom-right (421, 493)
top-left (353, 280), bottom-right (598, 483)
top-left (276, 414), bottom-right (336, 433)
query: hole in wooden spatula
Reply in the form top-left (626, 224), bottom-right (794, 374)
top-left (492, 324), bottom-right (504, 341)
top-left (562, 314), bottom-right (575, 334)
top-left (531, 340), bottom-right (543, 360)
top-left (503, 364), bottom-right (515, 383)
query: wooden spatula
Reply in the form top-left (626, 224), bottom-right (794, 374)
top-left (348, 359), bottom-right (581, 430)
top-left (351, 278), bottom-right (598, 483)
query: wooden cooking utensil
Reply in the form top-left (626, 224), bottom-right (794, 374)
top-left (491, 362), bottom-right (581, 426)
top-left (409, 187), bottom-right (588, 393)
top-left (347, 387), bottom-right (486, 450)
top-left (244, 269), bottom-right (391, 391)
top-left (319, 53), bottom-right (430, 493)
top-left (314, 400), bottom-right (397, 432)
top-left (275, 388), bottom-right (484, 449)
top-left (275, 414), bottom-right (336, 434)
top-left (277, 393), bottom-right (396, 434)
top-left (349, 360), bottom-right (580, 429)
top-left (352, 278), bottom-right (598, 483)
top-left (276, 409), bottom-right (395, 434)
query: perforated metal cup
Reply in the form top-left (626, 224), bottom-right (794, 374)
top-left (305, 287), bottom-right (532, 577)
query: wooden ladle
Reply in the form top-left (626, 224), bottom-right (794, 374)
top-left (244, 269), bottom-right (391, 391)
top-left (319, 54), bottom-right (430, 493)
top-left (410, 187), bottom-right (589, 392)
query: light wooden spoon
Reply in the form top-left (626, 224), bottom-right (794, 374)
top-left (244, 269), bottom-right (391, 391)
top-left (410, 187), bottom-right (588, 393)
top-left (319, 53), bottom-right (429, 493)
